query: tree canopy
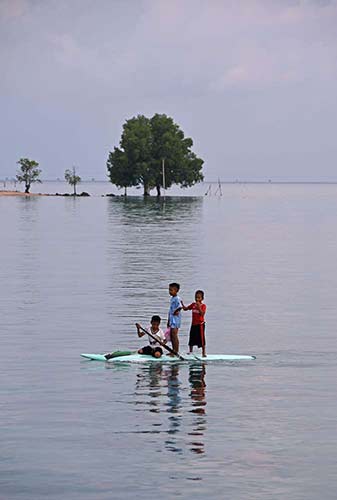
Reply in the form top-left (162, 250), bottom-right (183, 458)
top-left (107, 114), bottom-right (204, 196)
top-left (16, 158), bottom-right (42, 193)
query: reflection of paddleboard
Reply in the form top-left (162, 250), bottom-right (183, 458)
top-left (80, 353), bottom-right (256, 363)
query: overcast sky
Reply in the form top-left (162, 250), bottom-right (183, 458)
top-left (1, 0), bottom-right (337, 181)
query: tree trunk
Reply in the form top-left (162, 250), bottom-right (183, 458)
top-left (73, 183), bottom-right (77, 196)
top-left (143, 183), bottom-right (150, 196)
top-left (156, 185), bottom-right (161, 197)
top-left (124, 186), bottom-right (127, 196)
top-left (25, 184), bottom-right (30, 194)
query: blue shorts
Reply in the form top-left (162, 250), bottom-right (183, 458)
top-left (169, 316), bottom-right (181, 329)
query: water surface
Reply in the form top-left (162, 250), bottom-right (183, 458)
top-left (1, 184), bottom-right (336, 499)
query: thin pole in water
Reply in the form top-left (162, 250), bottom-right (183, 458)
top-left (162, 158), bottom-right (166, 197)
top-left (205, 184), bottom-right (212, 196)
top-left (214, 178), bottom-right (222, 196)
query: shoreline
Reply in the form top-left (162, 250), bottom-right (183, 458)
top-left (0, 191), bottom-right (91, 197)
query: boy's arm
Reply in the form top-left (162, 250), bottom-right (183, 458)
top-left (182, 301), bottom-right (192, 311)
top-left (159, 328), bottom-right (167, 344)
top-left (135, 323), bottom-right (145, 338)
top-left (173, 297), bottom-right (183, 315)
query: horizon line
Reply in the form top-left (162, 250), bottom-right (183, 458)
top-left (2, 179), bottom-right (337, 185)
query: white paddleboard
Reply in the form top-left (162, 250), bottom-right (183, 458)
top-left (80, 353), bottom-right (256, 363)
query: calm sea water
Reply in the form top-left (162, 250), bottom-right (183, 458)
top-left (1, 184), bottom-right (336, 500)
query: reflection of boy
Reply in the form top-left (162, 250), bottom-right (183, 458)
top-left (167, 282), bottom-right (182, 354)
top-left (136, 316), bottom-right (165, 358)
top-left (182, 290), bottom-right (207, 357)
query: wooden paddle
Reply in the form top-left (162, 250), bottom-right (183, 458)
top-left (136, 324), bottom-right (186, 361)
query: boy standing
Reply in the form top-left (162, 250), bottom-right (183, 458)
top-left (182, 290), bottom-right (207, 357)
top-left (168, 282), bottom-right (183, 355)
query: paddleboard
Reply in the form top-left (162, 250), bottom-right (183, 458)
top-left (81, 353), bottom-right (256, 363)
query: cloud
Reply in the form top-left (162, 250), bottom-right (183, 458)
top-left (122, 0), bottom-right (337, 91)
top-left (1, 0), bottom-right (337, 98)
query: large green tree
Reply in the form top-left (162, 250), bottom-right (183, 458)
top-left (16, 158), bottom-right (42, 193)
top-left (107, 114), bottom-right (204, 196)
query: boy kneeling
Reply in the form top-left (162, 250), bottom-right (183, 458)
top-left (136, 316), bottom-right (165, 358)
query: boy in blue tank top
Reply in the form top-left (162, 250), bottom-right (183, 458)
top-left (167, 282), bottom-right (182, 355)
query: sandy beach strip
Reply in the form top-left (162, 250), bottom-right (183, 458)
top-left (0, 191), bottom-right (47, 196)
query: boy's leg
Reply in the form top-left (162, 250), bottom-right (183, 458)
top-left (188, 325), bottom-right (195, 354)
top-left (171, 328), bottom-right (179, 353)
top-left (201, 324), bottom-right (206, 357)
top-left (153, 347), bottom-right (163, 358)
top-left (139, 346), bottom-right (154, 355)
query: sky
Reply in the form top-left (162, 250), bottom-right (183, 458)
top-left (1, 0), bottom-right (337, 181)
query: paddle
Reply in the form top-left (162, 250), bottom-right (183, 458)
top-left (136, 324), bottom-right (186, 361)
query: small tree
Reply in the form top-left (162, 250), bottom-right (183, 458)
top-left (65, 167), bottom-right (81, 195)
top-left (16, 158), bottom-right (42, 193)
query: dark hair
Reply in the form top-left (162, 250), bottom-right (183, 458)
top-left (195, 290), bottom-right (204, 299)
top-left (169, 282), bottom-right (180, 291)
top-left (151, 315), bottom-right (161, 323)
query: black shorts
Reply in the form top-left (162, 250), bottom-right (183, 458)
top-left (140, 345), bottom-right (163, 357)
top-left (188, 324), bottom-right (206, 348)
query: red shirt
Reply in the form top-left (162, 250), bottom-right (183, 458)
top-left (187, 302), bottom-right (206, 325)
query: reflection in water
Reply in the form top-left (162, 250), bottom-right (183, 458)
top-left (108, 195), bottom-right (203, 223)
top-left (188, 364), bottom-right (207, 455)
top-left (165, 365), bottom-right (183, 454)
top-left (105, 197), bottom-right (204, 332)
top-left (132, 363), bottom-right (207, 456)
top-left (17, 198), bottom-right (41, 315)
top-left (135, 364), bottom-right (164, 415)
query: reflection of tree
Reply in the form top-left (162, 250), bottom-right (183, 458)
top-left (105, 196), bottom-right (204, 328)
top-left (188, 364), bottom-right (207, 455)
top-left (17, 197), bottom-right (41, 308)
top-left (108, 195), bottom-right (203, 223)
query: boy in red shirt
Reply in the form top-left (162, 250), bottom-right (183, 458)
top-left (182, 290), bottom-right (207, 357)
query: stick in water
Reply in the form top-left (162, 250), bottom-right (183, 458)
top-left (137, 324), bottom-right (186, 361)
